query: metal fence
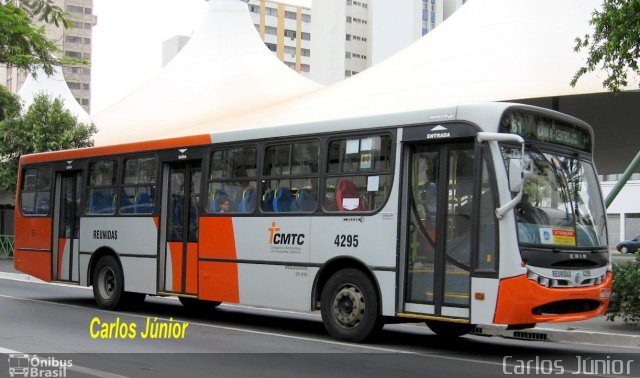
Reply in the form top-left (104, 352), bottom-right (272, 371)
top-left (0, 235), bottom-right (14, 258)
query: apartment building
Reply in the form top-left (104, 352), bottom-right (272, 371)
top-left (1, 0), bottom-right (96, 113)
top-left (245, 0), bottom-right (312, 76)
top-left (311, 0), bottom-right (452, 85)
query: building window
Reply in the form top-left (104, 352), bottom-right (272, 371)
top-left (302, 14), bottom-right (311, 23)
top-left (347, 0), bottom-right (352, 5)
top-left (300, 64), bottom-right (310, 72)
top-left (285, 11), bottom-right (296, 20)
top-left (82, 83), bottom-right (90, 90)
top-left (249, 4), bottom-right (259, 13)
top-left (284, 46), bottom-right (295, 56)
top-left (284, 29), bottom-right (296, 39)
top-left (345, 52), bottom-right (351, 59)
top-left (265, 7), bottom-right (277, 16)
top-left (346, 16), bottom-right (352, 23)
top-left (346, 34), bottom-right (351, 41)
top-left (266, 43), bottom-right (277, 52)
top-left (68, 82), bottom-right (81, 89)
top-left (265, 26), bottom-right (277, 35)
top-left (301, 32), bottom-right (310, 41)
top-left (301, 48), bottom-right (310, 57)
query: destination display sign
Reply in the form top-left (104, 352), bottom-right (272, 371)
top-left (499, 111), bottom-right (592, 152)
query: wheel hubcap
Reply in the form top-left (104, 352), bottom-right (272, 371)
top-left (332, 284), bottom-right (365, 328)
top-left (98, 267), bottom-right (115, 299)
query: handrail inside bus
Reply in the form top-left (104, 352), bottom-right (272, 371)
top-left (476, 132), bottom-right (525, 219)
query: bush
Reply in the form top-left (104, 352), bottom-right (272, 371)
top-left (606, 255), bottom-right (640, 325)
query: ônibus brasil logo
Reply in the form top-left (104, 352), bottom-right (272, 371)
top-left (8, 354), bottom-right (72, 378)
top-left (267, 221), bottom-right (305, 245)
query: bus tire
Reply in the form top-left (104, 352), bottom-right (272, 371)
top-left (321, 268), bottom-right (380, 342)
top-left (92, 255), bottom-right (125, 310)
top-left (426, 320), bottom-right (474, 338)
top-left (179, 297), bottom-right (222, 313)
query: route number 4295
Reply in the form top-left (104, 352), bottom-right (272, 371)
top-left (334, 234), bottom-right (359, 248)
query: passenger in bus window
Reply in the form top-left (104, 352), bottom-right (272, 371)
top-left (218, 198), bottom-right (231, 213)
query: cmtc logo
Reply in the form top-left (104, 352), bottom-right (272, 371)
top-left (178, 149), bottom-right (188, 160)
top-left (268, 221), bottom-right (305, 246)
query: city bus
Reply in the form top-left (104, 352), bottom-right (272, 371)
top-left (13, 102), bottom-right (612, 342)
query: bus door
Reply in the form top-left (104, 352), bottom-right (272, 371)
top-left (52, 170), bottom-right (82, 282)
top-left (159, 161), bottom-right (202, 295)
top-left (400, 137), bottom-right (477, 320)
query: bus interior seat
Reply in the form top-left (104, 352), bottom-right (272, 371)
top-left (273, 187), bottom-right (292, 212)
top-left (292, 188), bottom-right (316, 212)
top-left (90, 190), bottom-right (114, 214)
top-left (35, 196), bottom-right (49, 214)
top-left (134, 192), bottom-right (154, 214)
top-left (262, 189), bottom-right (274, 212)
top-left (119, 191), bottom-right (134, 214)
top-left (336, 179), bottom-right (366, 211)
top-left (238, 187), bottom-right (256, 213)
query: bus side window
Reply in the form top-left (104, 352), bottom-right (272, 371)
top-left (208, 146), bottom-right (257, 214)
top-left (323, 134), bottom-right (393, 213)
top-left (20, 166), bottom-right (52, 216)
top-left (86, 160), bottom-right (117, 215)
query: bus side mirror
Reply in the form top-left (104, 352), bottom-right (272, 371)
top-left (508, 158), bottom-right (523, 193)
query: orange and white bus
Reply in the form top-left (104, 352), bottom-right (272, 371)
top-left (14, 103), bottom-right (611, 341)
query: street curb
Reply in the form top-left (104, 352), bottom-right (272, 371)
top-left (473, 325), bottom-right (640, 348)
top-left (0, 272), bottom-right (45, 283)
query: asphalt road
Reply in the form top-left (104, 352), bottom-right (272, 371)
top-left (0, 277), bottom-right (638, 378)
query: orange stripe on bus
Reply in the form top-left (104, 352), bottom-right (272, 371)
top-left (493, 273), bottom-right (612, 324)
top-left (168, 242), bottom-right (184, 292)
top-left (198, 217), bottom-right (239, 303)
top-left (186, 242), bottom-right (198, 294)
top-left (19, 134), bottom-right (212, 165)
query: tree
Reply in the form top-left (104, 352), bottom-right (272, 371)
top-left (0, 85), bottom-right (21, 122)
top-left (571, 0), bottom-right (640, 93)
top-left (0, 93), bottom-right (97, 191)
top-left (0, 1), bottom-right (76, 77)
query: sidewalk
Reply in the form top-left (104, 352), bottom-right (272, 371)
top-left (1, 258), bottom-right (639, 348)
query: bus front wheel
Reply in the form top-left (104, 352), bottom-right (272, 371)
top-left (92, 255), bottom-right (125, 310)
top-left (321, 268), bottom-right (380, 342)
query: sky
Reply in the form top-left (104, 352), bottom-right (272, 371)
top-left (91, 0), bottom-right (209, 115)
top-left (91, 0), bottom-right (313, 115)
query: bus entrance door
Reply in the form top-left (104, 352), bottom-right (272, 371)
top-left (160, 161), bottom-right (201, 295)
top-left (52, 171), bottom-right (82, 283)
top-left (400, 141), bottom-right (475, 321)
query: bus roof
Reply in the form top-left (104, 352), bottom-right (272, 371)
top-left (20, 102), bottom-right (593, 165)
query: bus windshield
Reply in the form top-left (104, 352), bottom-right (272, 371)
top-left (503, 145), bottom-right (607, 248)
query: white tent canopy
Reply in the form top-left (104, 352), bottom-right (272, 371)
top-left (18, 66), bottom-right (91, 123)
top-left (94, 0), bottom-right (637, 145)
top-left (92, 0), bottom-right (322, 146)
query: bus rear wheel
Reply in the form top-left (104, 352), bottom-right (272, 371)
top-left (426, 320), bottom-right (474, 338)
top-left (321, 268), bottom-right (380, 342)
top-left (92, 255), bottom-right (124, 310)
